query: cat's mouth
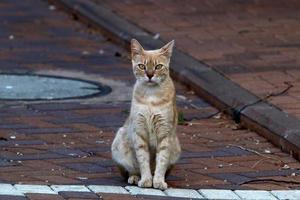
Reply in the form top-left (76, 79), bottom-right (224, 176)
top-left (146, 80), bottom-right (157, 85)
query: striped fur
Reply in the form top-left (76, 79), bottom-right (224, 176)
top-left (111, 39), bottom-right (181, 190)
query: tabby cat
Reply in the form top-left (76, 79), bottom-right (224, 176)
top-left (111, 39), bottom-right (181, 190)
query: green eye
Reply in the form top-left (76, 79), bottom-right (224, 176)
top-left (138, 64), bottom-right (146, 70)
top-left (155, 64), bottom-right (163, 70)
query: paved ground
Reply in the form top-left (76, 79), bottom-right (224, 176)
top-left (0, 0), bottom-right (300, 199)
top-left (98, 0), bottom-right (300, 119)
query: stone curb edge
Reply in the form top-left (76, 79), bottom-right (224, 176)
top-left (49, 0), bottom-right (300, 160)
top-left (2, 183), bottom-right (300, 199)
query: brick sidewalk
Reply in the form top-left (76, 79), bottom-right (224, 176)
top-left (0, 0), bottom-right (300, 199)
top-left (98, 0), bottom-right (300, 119)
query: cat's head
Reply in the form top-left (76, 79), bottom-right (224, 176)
top-left (131, 39), bottom-right (174, 86)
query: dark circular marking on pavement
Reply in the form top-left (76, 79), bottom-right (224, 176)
top-left (0, 73), bottom-right (112, 101)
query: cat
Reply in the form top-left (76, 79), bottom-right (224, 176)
top-left (111, 39), bottom-right (181, 190)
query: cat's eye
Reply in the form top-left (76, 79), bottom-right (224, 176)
top-left (155, 64), bottom-right (163, 70)
top-left (137, 64), bottom-right (146, 70)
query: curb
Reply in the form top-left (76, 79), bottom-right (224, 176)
top-left (49, 0), bottom-right (300, 160)
top-left (2, 183), bottom-right (300, 200)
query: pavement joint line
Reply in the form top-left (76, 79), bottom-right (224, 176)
top-left (0, 183), bottom-right (299, 199)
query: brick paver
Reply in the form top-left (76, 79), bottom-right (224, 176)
top-left (98, 0), bottom-right (300, 119)
top-left (0, 0), bottom-right (300, 199)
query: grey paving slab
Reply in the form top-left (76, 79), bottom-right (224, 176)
top-left (271, 190), bottom-right (300, 200)
top-left (88, 185), bottom-right (129, 194)
top-left (14, 184), bottom-right (57, 194)
top-left (199, 189), bottom-right (241, 200)
top-left (125, 186), bottom-right (166, 196)
top-left (0, 184), bottom-right (24, 196)
top-left (165, 188), bottom-right (204, 199)
top-left (51, 185), bottom-right (90, 192)
top-left (234, 190), bottom-right (277, 200)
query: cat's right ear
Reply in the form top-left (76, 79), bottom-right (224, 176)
top-left (131, 39), bottom-right (144, 59)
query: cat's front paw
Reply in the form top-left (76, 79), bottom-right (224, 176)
top-left (153, 177), bottom-right (168, 190)
top-left (138, 176), bottom-right (152, 188)
top-left (128, 175), bottom-right (140, 185)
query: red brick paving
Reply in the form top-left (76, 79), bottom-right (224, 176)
top-left (98, 0), bottom-right (300, 119)
top-left (0, 0), bottom-right (300, 199)
top-left (26, 194), bottom-right (65, 200)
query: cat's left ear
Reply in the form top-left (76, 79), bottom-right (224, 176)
top-left (160, 40), bottom-right (175, 59)
top-left (131, 39), bottom-right (144, 59)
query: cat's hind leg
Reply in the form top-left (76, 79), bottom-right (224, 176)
top-left (169, 135), bottom-right (181, 166)
top-left (111, 127), bottom-right (140, 184)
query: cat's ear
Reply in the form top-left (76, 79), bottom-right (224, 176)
top-left (160, 40), bottom-right (175, 59)
top-left (131, 39), bottom-right (144, 59)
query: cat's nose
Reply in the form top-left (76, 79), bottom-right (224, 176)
top-left (146, 73), bottom-right (154, 80)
